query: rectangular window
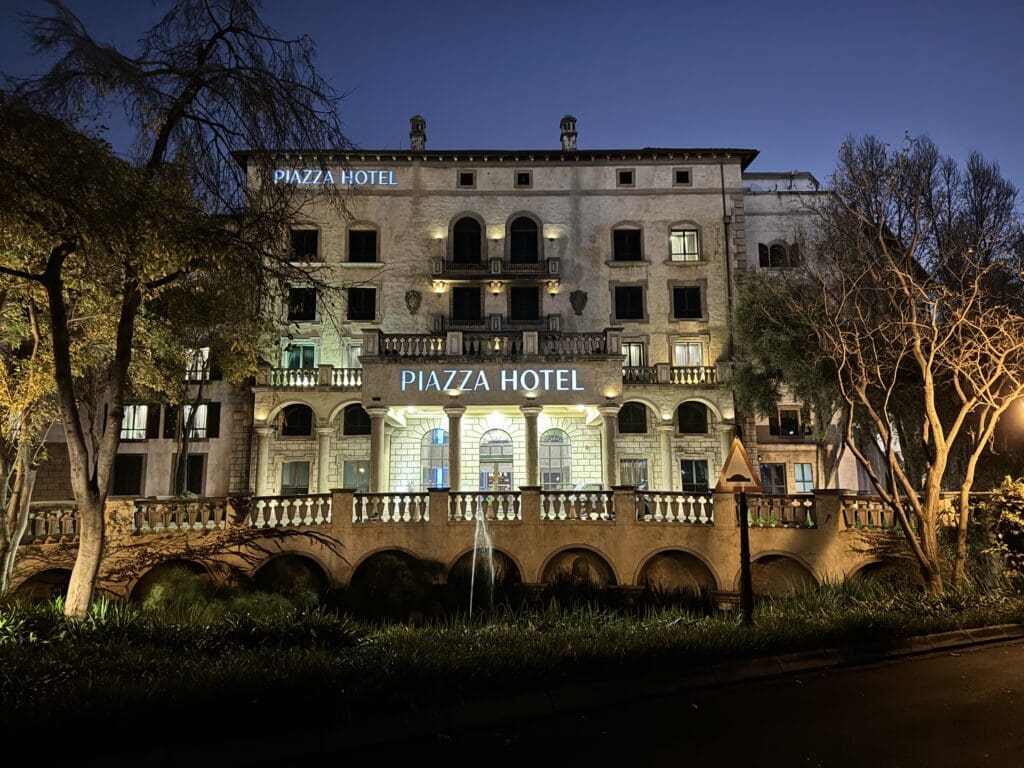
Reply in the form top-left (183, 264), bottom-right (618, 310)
top-left (613, 229), bottom-right (643, 261)
top-left (458, 170), bottom-right (475, 188)
top-left (343, 460), bottom-right (370, 493)
top-left (287, 287), bottom-right (317, 322)
top-left (172, 454), bottom-right (206, 496)
top-left (345, 342), bottom-right (363, 369)
top-left (622, 341), bottom-right (646, 367)
top-left (617, 169), bottom-right (634, 187)
top-left (672, 286), bottom-right (703, 319)
top-left (281, 461), bottom-right (310, 496)
top-left (509, 286), bottom-right (540, 322)
top-left (760, 463), bottom-right (787, 495)
top-left (120, 405), bottom-right (149, 441)
top-left (769, 407), bottom-right (802, 436)
top-left (347, 287), bottom-right (376, 321)
top-left (181, 403), bottom-right (220, 440)
top-left (290, 229), bottom-right (319, 262)
top-left (284, 343), bottom-right (316, 369)
top-left (679, 459), bottom-right (709, 493)
top-left (348, 230), bottom-right (377, 262)
top-left (614, 286), bottom-right (645, 321)
top-left (515, 171), bottom-right (532, 188)
top-left (112, 454), bottom-right (144, 496)
top-left (185, 347), bottom-right (210, 382)
top-left (673, 342), bottom-right (703, 367)
top-left (670, 229), bottom-right (700, 262)
top-left (451, 286), bottom-right (482, 324)
top-left (673, 169), bottom-right (692, 186)
top-left (620, 458), bottom-right (649, 489)
top-left (795, 463), bottom-right (814, 493)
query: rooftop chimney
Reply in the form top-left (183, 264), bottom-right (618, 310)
top-left (560, 114), bottom-right (577, 152)
top-left (410, 114), bottom-right (426, 151)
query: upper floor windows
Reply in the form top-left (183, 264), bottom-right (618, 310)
top-left (348, 229), bottom-right (378, 263)
top-left (509, 217), bottom-right (540, 263)
top-left (613, 285), bottom-right (646, 322)
top-left (613, 228), bottom-right (643, 261)
top-left (343, 404), bottom-right (372, 436)
top-left (283, 343), bottom-right (316, 369)
top-left (347, 287), bottom-right (376, 322)
top-left (451, 286), bottom-right (483, 325)
top-left (287, 287), bottom-right (317, 322)
top-left (617, 402), bottom-right (648, 434)
top-left (120, 405), bottom-right (159, 441)
top-left (458, 170), bottom-right (476, 188)
top-left (670, 229), bottom-right (700, 262)
top-left (509, 286), bottom-right (540, 323)
top-left (290, 228), bottom-right (320, 262)
top-left (452, 217), bottom-right (483, 264)
top-left (758, 241), bottom-right (800, 268)
top-left (672, 285), bottom-right (703, 320)
top-left (622, 341), bottom-right (646, 368)
top-left (281, 404), bottom-right (314, 437)
top-left (515, 171), bottom-right (532, 188)
top-left (677, 402), bottom-right (709, 434)
top-left (673, 168), bottom-right (692, 187)
top-left (616, 168), bottom-right (635, 187)
top-left (185, 346), bottom-right (211, 382)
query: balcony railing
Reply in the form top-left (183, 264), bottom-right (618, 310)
top-left (746, 494), bottom-right (816, 528)
top-left (267, 367), bottom-right (362, 390)
top-left (380, 334), bottom-right (446, 358)
top-left (432, 258), bottom-right (558, 278)
top-left (250, 494), bottom-right (332, 528)
top-left (21, 502), bottom-right (79, 545)
top-left (621, 365), bottom-right (719, 386)
top-left (353, 492), bottom-right (429, 523)
top-left (622, 366), bottom-right (657, 385)
top-left (462, 332), bottom-right (525, 357)
top-left (450, 492), bottom-right (522, 521)
top-left (366, 328), bottom-right (622, 360)
top-left (134, 497), bottom-right (230, 534)
top-left (540, 490), bottom-right (614, 521)
top-left (671, 366), bottom-right (717, 385)
top-left (539, 331), bottom-right (609, 356)
top-left (637, 492), bottom-right (714, 524)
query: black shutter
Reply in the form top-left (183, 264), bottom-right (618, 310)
top-left (205, 402), bottom-right (221, 438)
top-left (163, 406), bottom-right (178, 439)
top-left (210, 354), bottom-right (223, 380)
top-left (145, 405), bottom-right (161, 439)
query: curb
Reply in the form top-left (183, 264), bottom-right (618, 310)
top-left (87, 622), bottom-right (1024, 765)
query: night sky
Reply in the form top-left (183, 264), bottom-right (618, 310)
top-left (1, 0), bottom-right (1022, 187)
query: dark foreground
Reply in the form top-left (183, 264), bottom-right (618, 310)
top-left (322, 639), bottom-right (1024, 768)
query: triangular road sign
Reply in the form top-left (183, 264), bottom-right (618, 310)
top-left (715, 436), bottom-right (764, 493)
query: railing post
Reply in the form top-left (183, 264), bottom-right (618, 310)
top-left (318, 364), bottom-right (333, 386)
top-left (605, 327), bottom-right (622, 355)
top-left (519, 485), bottom-right (541, 521)
top-left (612, 485), bottom-right (636, 525)
top-left (523, 330), bottom-right (539, 355)
top-left (655, 362), bottom-right (671, 384)
top-left (812, 489), bottom-right (842, 533)
top-left (429, 487), bottom-right (450, 525)
top-left (446, 330), bottom-right (463, 356)
top-left (362, 329), bottom-right (381, 357)
top-left (714, 491), bottom-right (738, 527)
top-left (330, 488), bottom-right (356, 535)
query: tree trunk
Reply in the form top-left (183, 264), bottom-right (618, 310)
top-left (63, 493), bottom-right (104, 618)
top-left (0, 449), bottom-right (35, 593)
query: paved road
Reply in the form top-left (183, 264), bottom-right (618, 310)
top-left (329, 640), bottom-right (1024, 767)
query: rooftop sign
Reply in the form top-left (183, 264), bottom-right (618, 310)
top-left (272, 168), bottom-right (398, 186)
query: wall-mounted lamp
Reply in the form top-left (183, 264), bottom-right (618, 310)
top-left (490, 280), bottom-right (503, 295)
top-left (432, 280), bottom-right (446, 294)
top-left (547, 280), bottom-right (560, 295)
top-left (447, 388), bottom-right (461, 398)
top-left (603, 388), bottom-right (620, 400)
top-left (524, 390), bottom-right (539, 400)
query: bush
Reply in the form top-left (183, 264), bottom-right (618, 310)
top-left (975, 476), bottom-right (1024, 584)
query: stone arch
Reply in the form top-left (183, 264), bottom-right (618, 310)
top-left (15, 567), bottom-right (72, 602)
top-left (540, 545), bottom-right (619, 587)
top-left (447, 546), bottom-right (524, 586)
top-left (253, 552), bottom-right (330, 594)
top-left (130, 559), bottom-right (211, 602)
top-left (279, 403), bottom-right (316, 437)
top-left (676, 401), bottom-right (710, 434)
top-left (635, 548), bottom-right (719, 594)
top-left (348, 547), bottom-right (429, 586)
top-left (505, 210), bottom-right (544, 263)
top-left (448, 212), bottom-right (486, 263)
top-left (266, 398), bottom-right (325, 425)
top-left (848, 559), bottom-right (923, 588)
top-left (673, 396), bottom-right (724, 422)
top-left (617, 400), bottom-right (653, 434)
top-left (327, 397), bottom-right (366, 426)
top-left (742, 553), bottom-right (818, 597)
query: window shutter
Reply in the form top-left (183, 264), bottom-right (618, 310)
top-left (210, 354), bottom-right (223, 380)
top-left (163, 406), bottom-right (178, 439)
top-left (205, 402), bottom-right (221, 438)
top-left (145, 405), bottom-right (161, 439)
top-left (758, 243), bottom-right (769, 267)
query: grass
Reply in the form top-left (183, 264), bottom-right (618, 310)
top-left (1, 577), bottom-right (1022, 757)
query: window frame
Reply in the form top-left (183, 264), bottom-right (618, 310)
top-left (672, 167), bottom-right (693, 187)
top-left (612, 227), bottom-right (644, 262)
top-left (282, 342), bottom-right (317, 369)
top-left (672, 340), bottom-right (704, 368)
top-left (508, 285), bottom-right (541, 323)
top-left (420, 428), bottom-right (450, 490)
top-left (120, 404), bottom-right (150, 442)
top-left (617, 402), bottom-right (648, 434)
top-left (280, 460), bottom-right (311, 496)
top-left (185, 346), bottom-right (211, 382)
top-left (669, 228), bottom-right (701, 262)
top-left (677, 402), bottom-right (709, 434)
top-left (539, 429), bottom-right (572, 490)
top-left (794, 463), bottom-right (814, 494)
top-left (760, 462), bottom-right (788, 495)
top-left (769, 406), bottom-right (803, 437)
top-left (457, 170), bottom-right (476, 189)
top-left (280, 404), bottom-right (315, 437)
top-left (611, 283), bottom-right (648, 323)
top-left (622, 340), bottom-right (646, 368)
top-left (616, 168), bottom-right (635, 188)
top-left (450, 215), bottom-right (485, 264)
top-left (508, 215), bottom-right (541, 264)
top-left (286, 286), bottom-right (318, 322)
top-left (679, 459), bottom-right (710, 493)
top-left (111, 454), bottom-right (145, 497)
top-left (451, 285), bottom-right (484, 325)
top-left (671, 284), bottom-right (704, 320)
top-left (346, 286), bottom-right (377, 322)
top-left (343, 403), bottom-right (372, 436)
top-left (514, 170), bottom-right (532, 189)
top-left (347, 227), bottom-right (379, 263)
top-left (289, 228), bottom-right (321, 263)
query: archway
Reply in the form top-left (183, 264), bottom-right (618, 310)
top-left (130, 559), bottom-right (210, 602)
top-left (253, 554), bottom-right (329, 594)
top-left (750, 554), bottom-right (817, 597)
top-left (541, 547), bottom-right (617, 587)
top-left (347, 549), bottom-right (443, 621)
top-left (850, 560), bottom-right (924, 589)
top-left (15, 568), bottom-right (72, 602)
top-left (638, 550), bottom-right (716, 596)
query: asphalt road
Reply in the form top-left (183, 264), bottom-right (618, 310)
top-left (326, 639), bottom-right (1024, 767)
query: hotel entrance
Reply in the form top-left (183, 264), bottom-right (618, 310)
top-left (479, 429), bottom-right (514, 491)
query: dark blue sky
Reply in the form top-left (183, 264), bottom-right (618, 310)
top-left (2, 0), bottom-right (1022, 187)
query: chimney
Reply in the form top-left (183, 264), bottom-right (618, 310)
top-left (559, 114), bottom-right (577, 152)
top-left (410, 114), bottom-right (426, 151)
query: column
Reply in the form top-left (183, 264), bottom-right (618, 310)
top-left (520, 404), bottom-right (542, 487)
top-left (598, 404), bottom-right (620, 488)
top-left (444, 404), bottom-right (465, 491)
top-left (717, 423), bottom-right (735, 467)
top-left (255, 426), bottom-right (273, 496)
top-left (658, 423), bottom-right (676, 491)
top-left (365, 406), bottom-right (390, 493)
top-left (315, 426), bottom-right (333, 493)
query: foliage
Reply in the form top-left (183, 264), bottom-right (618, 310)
top-left (974, 477), bottom-right (1024, 583)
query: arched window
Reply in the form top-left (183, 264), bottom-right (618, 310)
top-left (617, 402), bottom-right (648, 434)
top-left (677, 402), bottom-right (709, 434)
top-left (479, 429), bottom-right (514, 491)
top-left (420, 429), bottom-right (449, 489)
top-left (343, 404), bottom-right (371, 435)
top-left (539, 429), bottom-right (572, 490)
top-left (769, 243), bottom-right (787, 267)
top-left (280, 404), bottom-right (314, 437)
top-left (509, 216), bottom-right (540, 263)
top-left (452, 217), bottom-right (483, 264)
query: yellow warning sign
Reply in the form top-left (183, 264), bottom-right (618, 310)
top-left (714, 436), bottom-right (763, 493)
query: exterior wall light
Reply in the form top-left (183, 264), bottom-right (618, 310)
top-left (547, 280), bottom-right (560, 295)
top-left (432, 280), bottom-right (446, 294)
top-left (524, 390), bottom-right (539, 399)
top-left (490, 281), bottom-right (503, 294)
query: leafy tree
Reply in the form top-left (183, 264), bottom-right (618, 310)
top-left (1, 0), bottom-right (351, 618)
top-left (736, 136), bottom-right (1024, 593)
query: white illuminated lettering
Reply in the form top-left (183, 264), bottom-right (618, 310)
top-left (354, 170), bottom-right (368, 185)
top-left (401, 371), bottom-right (415, 391)
top-left (474, 371), bottom-right (490, 390)
top-left (442, 370), bottom-right (458, 390)
top-left (456, 370), bottom-right (472, 390)
top-left (539, 369), bottom-right (554, 390)
top-left (501, 370), bottom-right (518, 390)
top-left (571, 370), bottom-right (583, 391)
top-left (273, 169), bottom-right (286, 184)
top-left (520, 370), bottom-right (539, 391)
top-left (556, 370), bottom-right (569, 390)
top-left (386, 170), bottom-right (397, 185)
top-left (425, 371), bottom-right (441, 391)
top-left (324, 170), bottom-right (335, 184)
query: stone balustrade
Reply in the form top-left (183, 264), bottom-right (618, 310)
top-left (250, 494), bottom-right (332, 528)
top-left (267, 366), bottom-right (362, 390)
top-left (449, 491), bottom-right (522, 521)
top-left (539, 490), bottom-right (613, 521)
top-left (747, 494), bottom-right (816, 528)
top-left (21, 502), bottom-right (79, 545)
top-left (353, 492), bottom-right (429, 523)
top-left (134, 497), bottom-right (230, 534)
top-left (637, 491), bottom-right (714, 524)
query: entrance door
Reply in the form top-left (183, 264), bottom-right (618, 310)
top-left (479, 429), bottom-right (514, 491)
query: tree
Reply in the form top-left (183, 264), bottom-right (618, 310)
top-left (736, 136), bottom-right (1024, 593)
top-left (2, 0), bottom-right (350, 618)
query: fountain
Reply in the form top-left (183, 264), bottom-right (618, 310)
top-left (468, 494), bottom-right (495, 615)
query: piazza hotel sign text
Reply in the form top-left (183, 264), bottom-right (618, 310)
top-left (273, 167), bottom-right (398, 186)
top-left (401, 367), bottom-right (584, 394)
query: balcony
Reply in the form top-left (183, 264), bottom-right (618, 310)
top-left (622, 365), bottom-right (719, 387)
top-left (366, 327), bottom-right (622, 361)
top-left (431, 257), bottom-right (559, 279)
top-left (754, 424), bottom-right (817, 444)
top-left (263, 366), bottom-right (363, 390)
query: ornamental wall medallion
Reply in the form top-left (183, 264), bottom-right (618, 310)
top-left (569, 290), bottom-right (588, 316)
top-left (405, 289), bottom-right (422, 314)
